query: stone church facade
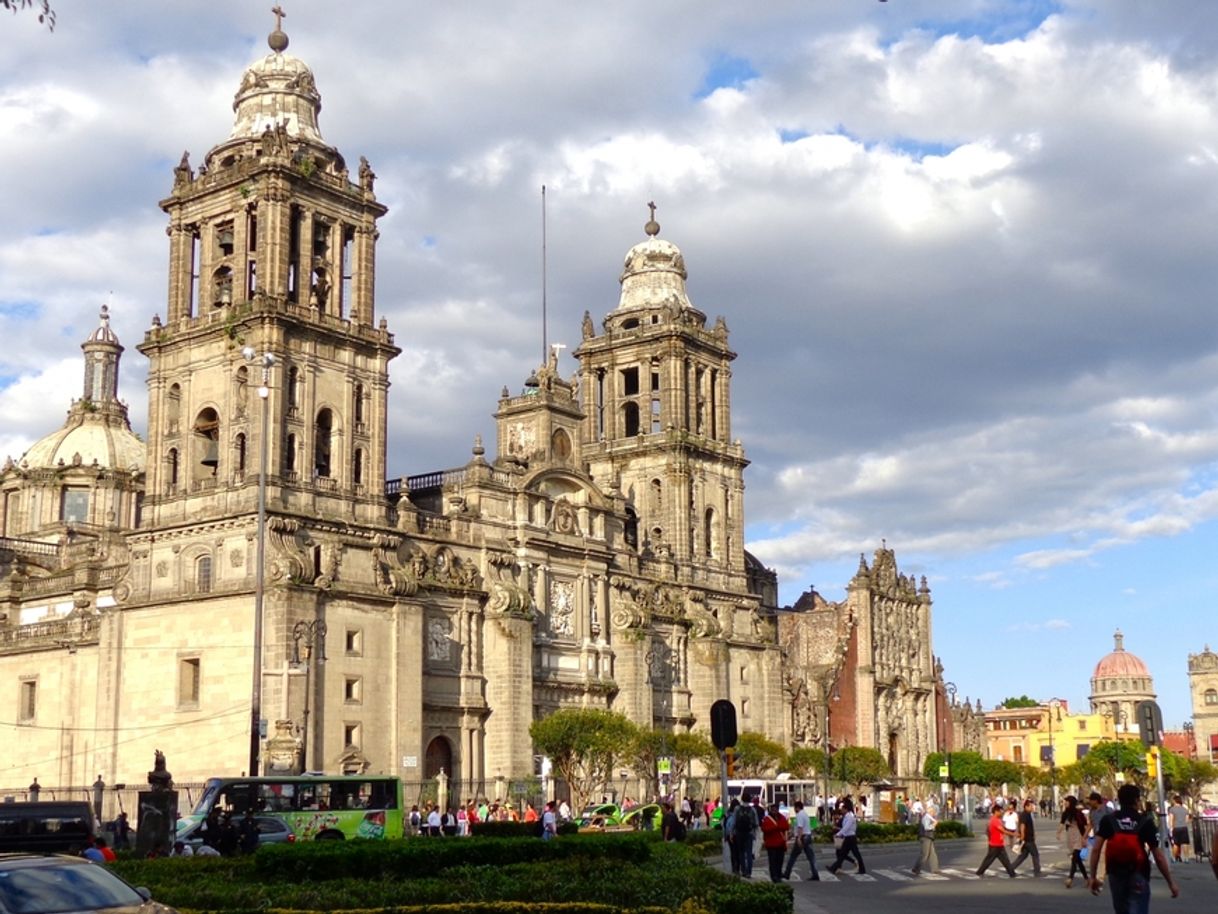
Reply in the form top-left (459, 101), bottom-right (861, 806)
top-left (0, 24), bottom-right (788, 791)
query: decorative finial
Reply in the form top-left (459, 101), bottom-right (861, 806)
top-left (269, 5), bottom-right (289, 53)
top-left (99, 303), bottom-right (110, 326)
top-left (1114, 629), bottom-right (1124, 651)
top-left (644, 201), bottom-right (660, 237)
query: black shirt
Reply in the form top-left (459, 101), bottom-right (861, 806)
top-left (1018, 810), bottom-right (1035, 842)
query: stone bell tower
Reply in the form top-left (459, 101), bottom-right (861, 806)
top-left (575, 206), bottom-right (749, 590)
top-left (138, 13), bottom-right (399, 531)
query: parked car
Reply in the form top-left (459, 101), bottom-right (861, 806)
top-left (0, 853), bottom-right (179, 914)
top-left (575, 803), bottom-right (623, 829)
top-left (175, 815), bottom-right (295, 849)
top-left (620, 803), bottom-right (662, 830)
top-left (0, 803), bottom-right (99, 854)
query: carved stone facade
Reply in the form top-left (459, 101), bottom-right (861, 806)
top-left (779, 546), bottom-right (943, 782)
top-left (0, 24), bottom-right (782, 790)
top-left (1188, 645), bottom-right (1218, 764)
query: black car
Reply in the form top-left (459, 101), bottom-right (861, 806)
top-left (0, 804), bottom-right (98, 854)
top-left (0, 853), bottom-right (178, 914)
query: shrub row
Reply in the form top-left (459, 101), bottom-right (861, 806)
top-left (809, 819), bottom-right (969, 843)
top-left (112, 835), bottom-right (792, 914)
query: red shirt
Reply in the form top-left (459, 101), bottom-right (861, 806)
top-left (761, 812), bottom-right (789, 849)
top-left (987, 815), bottom-right (1007, 847)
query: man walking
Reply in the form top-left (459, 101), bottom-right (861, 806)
top-left (1089, 783), bottom-right (1178, 913)
top-left (1011, 798), bottom-right (1042, 876)
top-left (826, 797), bottom-right (866, 875)
top-left (911, 802), bottom-right (939, 875)
top-left (733, 796), bottom-right (757, 877)
top-left (976, 804), bottom-right (1018, 877)
top-left (782, 800), bottom-right (820, 880)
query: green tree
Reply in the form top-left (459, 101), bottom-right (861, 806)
top-left (732, 731), bottom-right (786, 777)
top-left (3, 0), bottom-right (54, 29)
top-left (999, 695), bottom-right (1040, 709)
top-left (632, 728), bottom-right (718, 798)
top-left (784, 746), bottom-right (826, 778)
top-left (979, 759), bottom-right (1023, 792)
top-left (530, 708), bottom-right (639, 811)
top-left (922, 749), bottom-right (988, 786)
top-left (1171, 757), bottom-right (1218, 805)
top-left (833, 746), bottom-right (891, 791)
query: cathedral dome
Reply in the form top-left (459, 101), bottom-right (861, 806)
top-left (1093, 629), bottom-right (1150, 680)
top-left (21, 417), bottom-right (145, 473)
top-left (228, 24), bottom-right (325, 146)
top-left (618, 206), bottom-right (692, 312)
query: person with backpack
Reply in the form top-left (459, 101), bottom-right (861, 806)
top-left (1089, 783), bottom-right (1178, 912)
top-left (1057, 795), bottom-right (1089, 887)
top-left (733, 797), bottom-right (757, 877)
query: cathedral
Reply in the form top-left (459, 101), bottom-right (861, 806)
top-left (0, 21), bottom-right (791, 791)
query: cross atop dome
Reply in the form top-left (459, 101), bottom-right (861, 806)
top-left (269, 5), bottom-right (289, 52)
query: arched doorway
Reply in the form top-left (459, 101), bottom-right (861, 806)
top-left (424, 735), bottom-right (454, 779)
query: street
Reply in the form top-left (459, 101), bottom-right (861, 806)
top-left (716, 835), bottom-right (1218, 914)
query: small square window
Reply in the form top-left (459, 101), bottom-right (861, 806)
top-left (344, 723), bottom-right (360, 747)
top-left (741, 698), bottom-right (750, 718)
top-left (345, 629), bottom-right (362, 656)
top-left (344, 677), bottom-right (361, 704)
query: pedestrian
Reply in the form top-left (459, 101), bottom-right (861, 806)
top-left (237, 810), bottom-right (259, 854)
top-left (661, 801), bottom-right (684, 842)
top-left (113, 811), bottom-right (131, 850)
top-left (541, 800), bottom-right (557, 840)
top-left (724, 800), bottom-right (742, 875)
top-left (826, 797), bottom-right (866, 875)
top-left (911, 802), bottom-right (939, 875)
top-left (1057, 795), bottom-right (1089, 888)
top-left (975, 804), bottom-right (1017, 877)
top-left (408, 804), bottom-right (421, 836)
top-left (1011, 798), bottom-right (1042, 876)
top-left (426, 805), bottom-right (441, 837)
top-left (1088, 783), bottom-right (1178, 911)
top-left (734, 796), bottom-right (757, 877)
top-left (1086, 791), bottom-right (1108, 885)
top-left (1001, 800), bottom-right (1019, 852)
top-left (760, 802), bottom-right (790, 883)
top-left (1167, 795), bottom-right (1189, 863)
top-left (782, 799), bottom-right (819, 880)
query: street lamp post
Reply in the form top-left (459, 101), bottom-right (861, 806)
top-left (292, 619), bottom-right (328, 773)
top-left (1047, 699), bottom-right (1062, 810)
top-left (243, 346), bottom-right (275, 776)
top-left (943, 681), bottom-right (957, 817)
top-left (820, 670), bottom-right (840, 824)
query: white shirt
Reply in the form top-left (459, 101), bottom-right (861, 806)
top-left (542, 809), bottom-right (557, 832)
top-left (793, 809), bottom-right (811, 837)
top-left (836, 810), bottom-right (857, 838)
top-left (1002, 809), bottom-right (1018, 833)
top-left (427, 810), bottom-right (441, 828)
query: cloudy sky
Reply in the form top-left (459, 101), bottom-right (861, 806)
top-left (2, 1), bottom-right (1216, 730)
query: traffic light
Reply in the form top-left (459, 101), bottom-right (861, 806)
top-left (725, 748), bottom-right (736, 778)
top-left (1137, 700), bottom-right (1163, 748)
top-left (1146, 747), bottom-right (1159, 778)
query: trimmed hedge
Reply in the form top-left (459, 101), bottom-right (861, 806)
top-left (812, 819), bottom-right (970, 843)
top-left (111, 834), bottom-right (792, 914)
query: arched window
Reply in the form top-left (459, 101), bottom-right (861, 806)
top-left (353, 383), bottom-right (366, 427)
top-left (212, 265), bottom-right (233, 308)
top-left (287, 366), bottom-right (300, 411)
top-left (704, 507), bottom-right (716, 558)
top-left (192, 408), bottom-right (220, 478)
top-left (167, 448), bottom-right (179, 488)
top-left (623, 402), bottom-right (640, 437)
top-left (166, 383), bottom-right (182, 434)
top-left (196, 555), bottom-right (213, 593)
top-left (551, 428), bottom-right (571, 461)
top-left (353, 448), bottom-right (364, 487)
top-left (649, 478), bottom-right (662, 514)
top-left (235, 433), bottom-right (247, 475)
top-left (285, 433), bottom-right (297, 474)
top-left (623, 506), bottom-right (639, 550)
top-left (314, 408), bottom-right (333, 478)
top-left (235, 366), bottom-right (249, 417)
top-left (1206, 689), bottom-right (1218, 706)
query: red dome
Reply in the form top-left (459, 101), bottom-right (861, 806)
top-left (1092, 630), bottom-right (1150, 680)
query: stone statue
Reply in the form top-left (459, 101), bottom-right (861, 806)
top-left (359, 156), bottom-right (376, 192)
top-left (147, 749), bottom-right (173, 791)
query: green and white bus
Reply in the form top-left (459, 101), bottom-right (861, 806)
top-left (177, 775), bottom-right (404, 842)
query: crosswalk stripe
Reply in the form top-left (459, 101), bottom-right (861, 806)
top-left (940, 868), bottom-right (981, 880)
top-left (847, 873), bottom-right (877, 881)
top-left (918, 872), bottom-right (950, 880)
top-left (874, 868), bottom-right (913, 882)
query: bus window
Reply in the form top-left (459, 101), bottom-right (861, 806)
top-left (217, 783), bottom-right (254, 814)
top-left (368, 780), bottom-right (396, 809)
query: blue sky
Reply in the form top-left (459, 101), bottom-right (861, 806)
top-left (1, 0), bottom-right (1216, 730)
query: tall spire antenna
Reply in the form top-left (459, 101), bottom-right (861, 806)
top-left (541, 185), bottom-right (548, 363)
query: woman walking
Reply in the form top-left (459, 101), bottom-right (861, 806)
top-left (1056, 795), bottom-right (1089, 887)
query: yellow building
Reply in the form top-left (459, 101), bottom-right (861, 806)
top-left (986, 701), bottom-right (1137, 774)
